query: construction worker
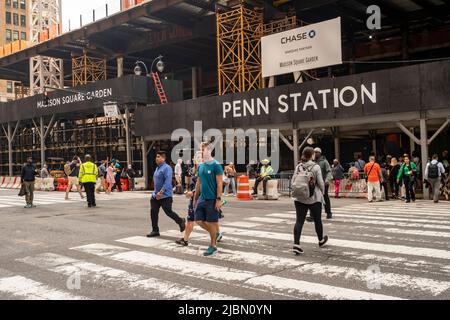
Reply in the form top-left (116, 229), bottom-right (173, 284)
top-left (252, 159), bottom-right (274, 197)
top-left (79, 155), bottom-right (99, 208)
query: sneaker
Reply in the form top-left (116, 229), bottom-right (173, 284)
top-left (405, 200), bottom-right (411, 203)
top-left (179, 218), bottom-right (186, 232)
top-left (326, 215), bottom-right (333, 220)
top-left (319, 235), bottom-right (329, 248)
top-left (175, 238), bottom-right (189, 246)
top-left (216, 232), bottom-right (223, 243)
top-left (292, 245), bottom-right (304, 256)
top-left (24, 204), bottom-right (31, 209)
top-left (146, 231), bottom-right (160, 238)
top-left (203, 246), bottom-right (218, 257)
top-left (306, 216), bottom-right (314, 223)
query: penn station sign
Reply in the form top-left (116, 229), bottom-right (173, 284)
top-left (222, 82), bottom-right (376, 119)
top-left (262, 17), bottom-right (342, 77)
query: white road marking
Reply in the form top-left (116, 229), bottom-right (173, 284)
top-left (0, 275), bottom-right (88, 300)
top-left (218, 227), bottom-right (450, 260)
top-left (117, 236), bottom-right (450, 296)
top-left (18, 253), bottom-right (238, 300)
top-left (72, 243), bottom-right (402, 300)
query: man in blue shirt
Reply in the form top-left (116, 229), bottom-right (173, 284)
top-left (193, 142), bottom-right (224, 256)
top-left (147, 151), bottom-right (186, 238)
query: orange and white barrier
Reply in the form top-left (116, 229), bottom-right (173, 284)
top-left (1, 177), bottom-right (12, 188)
top-left (237, 176), bottom-right (252, 201)
top-left (12, 177), bottom-right (22, 189)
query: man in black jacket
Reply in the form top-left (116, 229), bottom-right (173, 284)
top-left (21, 157), bottom-right (38, 208)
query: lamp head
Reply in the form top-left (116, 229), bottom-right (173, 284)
top-left (134, 64), bottom-right (143, 76)
top-left (156, 59), bottom-right (165, 73)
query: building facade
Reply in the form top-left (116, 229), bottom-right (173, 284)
top-left (0, 0), bottom-right (29, 102)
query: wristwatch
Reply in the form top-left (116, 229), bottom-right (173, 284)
top-left (216, 197), bottom-right (222, 201)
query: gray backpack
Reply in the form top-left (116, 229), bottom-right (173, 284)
top-left (291, 163), bottom-right (316, 201)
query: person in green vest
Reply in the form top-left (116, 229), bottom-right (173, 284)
top-left (252, 159), bottom-right (274, 197)
top-left (396, 155), bottom-right (417, 203)
top-left (79, 155), bottom-right (99, 208)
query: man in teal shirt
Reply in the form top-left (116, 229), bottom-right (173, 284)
top-left (193, 142), bottom-right (224, 256)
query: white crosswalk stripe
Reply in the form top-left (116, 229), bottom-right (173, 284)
top-left (0, 191), bottom-right (150, 209)
top-left (18, 253), bottom-right (239, 300)
top-left (116, 236), bottom-right (450, 296)
top-left (0, 275), bottom-right (88, 300)
top-left (71, 243), bottom-right (402, 300)
top-left (2, 200), bottom-right (448, 300)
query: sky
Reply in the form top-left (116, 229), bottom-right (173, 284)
top-left (61, 0), bottom-right (120, 33)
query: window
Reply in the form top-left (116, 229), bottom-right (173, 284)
top-left (21, 31), bottom-right (26, 40)
top-left (20, 15), bottom-right (26, 27)
top-left (6, 12), bottom-right (11, 24)
top-left (12, 0), bottom-right (18, 9)
top-left (20, 0), bottom-right (25, 10)
top-left (6, 82), bottom-right (13, 94)
top-left (13, 30), bottom-right (19, 41)
top-left (13, 13), bottom-right (19, 26)
top-left (6, 0), bottom-right (11, 7)
top-left (6, 29), bottom-right (12, 42)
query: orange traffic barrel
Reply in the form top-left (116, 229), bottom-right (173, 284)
top-left (237, 175), bottom-right (252, 201)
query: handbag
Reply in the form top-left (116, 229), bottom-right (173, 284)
top-left (18, 183), bottom-right (27, 197)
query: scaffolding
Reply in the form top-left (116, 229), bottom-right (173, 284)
top-left (72, 52), bottom-right (107, 87)
top-left (29, 0), bottom-right (64, 94)
top-left (0, 115), bottom-right (143, 176)
top-left (216, 1), bottom-right (264, 95)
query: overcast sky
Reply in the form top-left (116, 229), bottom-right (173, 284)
top-left (61, 0), bottom-right (120, 32)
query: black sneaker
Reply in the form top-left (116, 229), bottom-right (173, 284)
top-left (306, 216), bottom-right (314, 223)
top-left (147, 231), bottom-right (160, 238)
top-left (293, 245), bottom-right (304, 255)
top-left (319, 235), bottom-right (329, 248)
top-left (405, 200), bottom-right (411, 203)
top-left (175, 238), bottom-right (189, 246)
top-left (179, 218), bottom-right (186, 232)
top-left (326, 215), bottom-right (333, 220)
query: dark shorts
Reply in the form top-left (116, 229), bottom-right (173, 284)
top-left (187, 201), bottom-right (195, 222)
top-left (194, 199), bottom-right (220, 223)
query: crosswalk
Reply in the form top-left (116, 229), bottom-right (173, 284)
top-left (0, 200), bottom-right (449, 300)
top-left (0, 191), bottom-right (150, 209)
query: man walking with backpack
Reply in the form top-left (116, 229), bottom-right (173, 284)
top-left (425, 154), bottom-right (446, 203)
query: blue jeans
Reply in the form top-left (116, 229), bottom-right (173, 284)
top-left (224, 177), bottom-right (236, 195)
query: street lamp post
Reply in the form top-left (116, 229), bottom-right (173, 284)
top-left (134, 55), bottom-right (164, 76)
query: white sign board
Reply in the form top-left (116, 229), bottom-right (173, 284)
top-left (103, 103), bottom-right (119, 118)
top-left (262, 17), bottom-right (342, 77)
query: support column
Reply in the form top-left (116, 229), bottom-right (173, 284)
top-left (7, 123), bottom-right (13, 176)
top-left (117, 57), bottom-right (124, 78)
top-left (268, 76), bottom-right (276, 88)
top-left (409, 127), bottom-right (415, 154)
top-left (142, 138), bottom-right (148, 190)
top-left (331, 127), bottom-right (340, 161)
top-left (125, 107), bottom-right (132, 166)
top-left (420, 118), bottom-right (429, 199)
top-left (192, 67), bottom-right (198, 99)
top-left (334, 137), bottom-right (340, 161)
top-left (293, 128), bottom-right (298, 166)
top-left (40, 117), bottom-right (45, 166)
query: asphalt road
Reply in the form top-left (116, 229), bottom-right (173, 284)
top-left (0, 188), bottom-right (449, 300)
